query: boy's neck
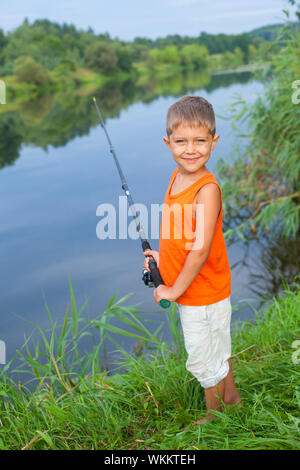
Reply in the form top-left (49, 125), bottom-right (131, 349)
top-left (177, 165), bottom-right (210, 181)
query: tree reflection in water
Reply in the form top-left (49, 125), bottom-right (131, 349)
top-left (0, 70), bottom-right (256, 168)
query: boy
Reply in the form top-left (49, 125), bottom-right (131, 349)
top-left (143, 95), bottom-right (241, 427)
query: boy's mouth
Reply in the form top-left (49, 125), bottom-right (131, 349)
top-left (182, 157), bottom-right (200, 163)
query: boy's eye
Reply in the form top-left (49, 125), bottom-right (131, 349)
top-left (175, 139), bottom-right (205, 143)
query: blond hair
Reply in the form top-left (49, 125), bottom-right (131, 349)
top-left (166, 95), bottom-right (216, 137)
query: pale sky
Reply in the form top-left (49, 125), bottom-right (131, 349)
top-left (0, 0), bottom-right (297, 40)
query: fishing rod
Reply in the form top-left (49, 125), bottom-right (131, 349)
top-left (93, 97), bottom-right (170, 309)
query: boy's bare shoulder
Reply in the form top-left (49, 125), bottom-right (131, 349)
top-left (193, 182), bottom-right (221, 217)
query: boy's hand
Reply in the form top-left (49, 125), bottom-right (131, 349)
top-left (143, 249), bottom-right (159, 272)
top-left (154, 284), bottom-right (176, 305)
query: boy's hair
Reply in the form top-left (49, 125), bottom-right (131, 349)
top-left (166, 95), bottom-right (216, 137)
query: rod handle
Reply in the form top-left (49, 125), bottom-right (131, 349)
top-left (142, 242), bottom-right (171, 309)
top-left (148, 259), bottom-right (171, 309)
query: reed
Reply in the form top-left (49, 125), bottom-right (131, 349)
top-left (0, 276), bottom-right (299, 450)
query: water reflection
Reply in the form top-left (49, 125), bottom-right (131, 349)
top-left (242, 229), bottom-right (300, 306)
top-left (0, 70), bottom-right (256, 169)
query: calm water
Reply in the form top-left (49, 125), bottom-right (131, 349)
top-left (0, 71), bottom-right (298, 368)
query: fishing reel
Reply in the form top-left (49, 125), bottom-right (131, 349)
top-left (142, 269), bottom-right (155, 288)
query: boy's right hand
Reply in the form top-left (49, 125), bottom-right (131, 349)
top-left (143, 250), bottom-right (159, 272)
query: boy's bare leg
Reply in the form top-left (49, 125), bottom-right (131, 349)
top-left (223, 359), bottom-right (242, 405)
top-left (182, 361), bottom-right (242, 429)
top-left (185, 361), bottom-right (242, 428)
top-left (189, 377), bottom-right (226, 426)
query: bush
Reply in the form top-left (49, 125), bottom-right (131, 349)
top-left (14, 56), bottom-right (52, 84)
top-left (53, 58), bottom-right (77, 76)
top-left (179, 44), bottom-right (209, 69)
top-left (84, 41), bottom-right (119, 74)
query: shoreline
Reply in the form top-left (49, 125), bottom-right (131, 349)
top-left (0, 279), bottom-right (299, 450)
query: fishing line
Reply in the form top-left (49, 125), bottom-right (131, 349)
top-left (93, 97), bottom-right (170, 309)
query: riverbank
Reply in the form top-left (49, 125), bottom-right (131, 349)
top-left (1, 57), bottom-right (266, 107)
top-left (0, 278), bottom-right (299, 450)
top-left (1, 67), bottom-right (130, 106)
top-left (211, 62), bottom-right (269, 75)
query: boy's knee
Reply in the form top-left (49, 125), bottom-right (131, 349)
top-left (188, 357), bottom-right (230, 389)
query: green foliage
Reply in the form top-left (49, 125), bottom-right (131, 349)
top-left (14, 56), bottom-right (52, 85)
top-left (179, 44), bottom-right (208, 69)
top-left (148, 43), bottom-right (208, 70)
top-left (216, 46), bottom-right (244, 69)
top-left (115, 44), bottom-right (134, 73)
top-left (0, 28), bottom-right (7, 66)
top-left (53, 58), bottom-right (77, 77)
top-left (0, 114), bottom-right (23, 167)
top-left (0, 18), bottom-right (288, 83)
top-left (84, 41), bottom-right (119, 74)
top-left (216, 19), bottom-right (300, 242)
top-left (160, 45), bottom-right (181, 65)
top-left (0, 278), bottom-right (299, 449)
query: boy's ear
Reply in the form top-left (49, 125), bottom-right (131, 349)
top-left (211, 133), bottom-right (220, 150)
top-left (163, 136), bottom-right (171, 150)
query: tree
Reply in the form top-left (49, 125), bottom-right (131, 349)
top-left (54, 58), bottom-right (77, 76)
top-left (115, 44), bottom-right (134, 73)
top-left (14, 56), bottom-right (52, 84)
top-left (160, 45), bottom-right (181, 65)
top-left (148, 48), bottom-right (162, 65)
top-left (248, 44), bottom-right (257, 63)
top-left (233, 47), bottom-right (244, 66)
top-left (179, 44), bottom-right (208, 69)
top-left (0, 28), bottom-right (7, 65)
top-left (84, 41), bottom-right (118, 73)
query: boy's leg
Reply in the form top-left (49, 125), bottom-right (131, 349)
top-left (190, 362), bottom-right (242, 426)
top-left (195, 377), bottom-right (226, 424)
top-left (223, 359), bottom-right (242, 405)
top-left (178, 298), bottom-right (242, 427)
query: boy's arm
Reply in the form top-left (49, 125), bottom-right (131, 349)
top-left (154, 183), bottom-right (221, 304)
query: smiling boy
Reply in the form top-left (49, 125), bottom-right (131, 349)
top-left (144, 95), bottom-right (241, 426)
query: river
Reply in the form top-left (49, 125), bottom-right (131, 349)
top-left (0, 70), bottom-right (298, 371)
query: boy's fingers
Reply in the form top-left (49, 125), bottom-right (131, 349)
top-left (143, 256), bottom-right (150, 272)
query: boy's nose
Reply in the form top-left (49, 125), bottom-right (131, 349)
top-left (186, 143), bottom-right (195, 153)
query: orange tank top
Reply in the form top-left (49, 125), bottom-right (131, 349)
top-left (158, 168), bottom-right (231, 306)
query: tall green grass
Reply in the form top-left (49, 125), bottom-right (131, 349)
top-left (0, 277), bottom-right (299, 450)
top-left (216, 18), bottom-right (300, 243)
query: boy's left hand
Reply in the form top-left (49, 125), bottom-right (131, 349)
top-left (153, 285), bottom-right (176, 305)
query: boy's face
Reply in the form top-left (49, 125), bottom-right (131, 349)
top-left (163, 123), bottom-right (219, 175)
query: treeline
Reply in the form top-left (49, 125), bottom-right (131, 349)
top-left (0, 18), bottom-right (285, 84)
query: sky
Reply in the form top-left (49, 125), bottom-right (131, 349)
top-left (0, 0), bottom-right (298, 40)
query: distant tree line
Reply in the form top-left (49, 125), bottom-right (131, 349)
top-left (0, 18), bottom-right (296, 84)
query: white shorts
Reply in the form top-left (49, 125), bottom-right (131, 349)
top-left (176, 296), bottom-right (232, 389)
